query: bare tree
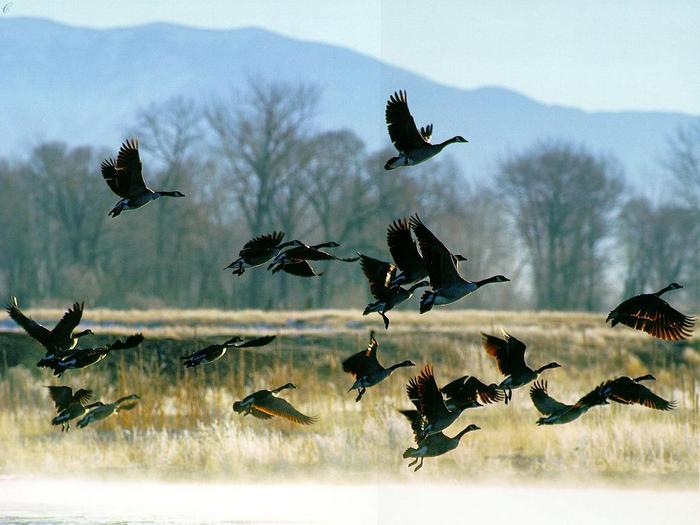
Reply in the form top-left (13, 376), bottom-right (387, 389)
top-left (497, 142), bottom-right (624, 310)
top-left (664, 119), bottom-right (700, 207)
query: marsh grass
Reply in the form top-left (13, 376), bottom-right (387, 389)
top-left (0, 309), bottom-right (697, 487)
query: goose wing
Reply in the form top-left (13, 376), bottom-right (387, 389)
top-left (6, 297), bottom-right (52, 347)
top-left (116, 138), bottom-right (148, 196)
top-left (410, 215), bottom-right (461, 289)
top-left (602, 378), bottom-right (676, 411)
top-left (406, 376), bottom-right (422, 411)
top-left (420, 124), bottom-right (433, 143)
top-left (51, 302), bottom-right (84, 340)
top-left (441, 375), bottom-right (503, 405)
top-left (47, 386), bottom-right (75, 412)
top-left (358, 253), bottom-right (397, 301)
top-left (240, 231), bottom-right (285, 257)
top-left (387, 218), bottom-right (425, 279)
top-left (529, 381), bottom-right (569, 415)
top-left (278, 260), bottom-right (322, 277)
top-left (399, 409), bottom-right (425, 445)
top-left (234, 335), bottom-right (276, 348)
top-left (416, 365), bottom-right (450, 422)
top-left (608, 294), bottom-right (694, 341)
top-left (342, 331), bottom-right (381, 377)
top-left (482, 332), bottom-right (527, 377)
top-left (101, 158), bottom-right (130, 198)
top-left (250, 408), bottom-right (273, 419)
top-left (254, 395), bottom-right (318, 425)
top-left (385, 90), bottom-right (430, 153)
top-left (72, 388), bottom-right (93, 406)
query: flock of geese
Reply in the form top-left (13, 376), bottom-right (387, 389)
top-left (6, 91), bottom-right (696, 470)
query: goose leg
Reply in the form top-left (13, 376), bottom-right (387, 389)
top-left (355, 387), bottom-right (366, 403)
top-left (380, 312), bottom-right (390, 330)
top-left (414, 458), bottom-right (424, 472)
top-left (408, 458), bottom-right (418, 467)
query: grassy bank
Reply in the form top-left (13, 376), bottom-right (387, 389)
top-left (0, 309), bottom-right (697, 487)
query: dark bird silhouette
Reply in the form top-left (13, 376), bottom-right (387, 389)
top-left (530, 380), bottom-right (609, 425)
top-left (387, 218), bottom-right (467, 287)
top-left (267, 241), bottom-right (358, 272)
top-left (400, 407), bottom-right (479, 471)
top-left (403, 365), bottom-right (467, 439)
top-left (225, 232), bottom-right (301, 276)
top-left (358, 253), bottom-right (428, 329)
top-left (232, 383), bottom-right (318, 425)
top-left (6, 297), bottom-right (93, 365)
top-left (409, 215), bottom-right (508, 313)
top-left (49, 333), bottom-right (144, 376)
top-left (440, 374), bottom-right (503, 411)
top-left (606, 283), bottom-right (694, 341)
top-left (342, 330), bottom-right (414, 402)
top-left (384, 90), bottom-right (468, 170)
top-left (182, 335), bottom-right (275, 368)
top-left (47, 386), bottom-right (103, 431)
top-left (101, 139), bottom-right (184, 217)
top-left (598, 375), bottom-right (676, 411)
top-left (269, 259), bottom-right (324, 277)
top-left (77, 394), bottom-right (140, 428)
top-left (481, 331), bottom-right (561, 404)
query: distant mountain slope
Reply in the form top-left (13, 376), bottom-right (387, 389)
top-left (1, 18), bottom-right (695, 185)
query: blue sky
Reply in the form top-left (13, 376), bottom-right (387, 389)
top-left (4, 0), bottom-right (700, 114)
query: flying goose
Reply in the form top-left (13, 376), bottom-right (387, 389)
top-left (225, 232), bottom-right (301, 276)
top-left (384, 90), bottom-right (467, 171)
top-left (342, 330), bottom-right (415, 402)
top-left (182, 335), bottom-right (275, 368)
top-left (270, 259), bottom-right (324, 277)
top-left (402, 365), bottom-right (467, 439)
top-left (50, 333), bottom-right (144, 376)
top-left (358, 253), bottom-right (428, 329)
top-left (77, 394), bottom-right (140, 428)
top-left (606, 283), bottom-right (694, 341)
top-left (440, 374), bottom-right (504, 412)
top-left (530, 380), bottom-right (609, 426)
top-left (401, 408), bottom-right (479, 472)
top-left (267, 241), bottom-right (358, 271)
top-left (232, 383), bottom-right (318, 425)
top-left (47, 386), bottom-right (103, 431)
top-left (387, 218), bottom-right (466, 287)
top-left (409, 215), bottom-right (509, 313)
top-left (6, 297), bottom-right (93, 365)
top-left (101, 138), bottom-right (185, 218)
top-left (482, 332), bottom-right (561, 404)
top-left (598, 374), bottom-right (676, 411)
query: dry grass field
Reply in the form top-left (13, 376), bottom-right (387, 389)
top-left (0, 308), bottom-right (697, 487)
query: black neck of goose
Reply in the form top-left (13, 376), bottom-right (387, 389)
top-left (654, 284), bottom-right (677, 297)
top-left (474, 276), bottom-right (502, 288)
top-left (115, 394), bottom-right (137, 405)
top-left (455, 427), bottom-right (477, 440)
top-left (634, 374), bottom-right (656, 382)
top-left (389, 361), bottom-right (414, 371)
top-left (536, 362), bottom-right (560, 374)
top-left (437, 136), bottom-right (463, 148)
top-left (272, 383), bottom-right (294, 394)
top-left (74, 330), bottom-right (91, 338)
top-left (157, 191), bottom-right (181, 197)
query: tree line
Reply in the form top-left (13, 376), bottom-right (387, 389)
top-left (1, 81), bottom-right (698, 312)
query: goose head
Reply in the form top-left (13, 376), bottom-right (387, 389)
top-left (450, 136), bottom-right (468, 144)
top-left (456, 424), bottom-right (480, 439)
top-left (158, 191), bottom-right (185, 198)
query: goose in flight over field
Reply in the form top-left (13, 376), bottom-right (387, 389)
top-left (387, 218), bottom-right (466, 287)
top-left (482, 332), bottom-right (561, 404)
top-left (606, 283), bottom-right (694, 341)
top-left (47, 386), bottom-right (103, 432)
top-left (342, 330), bottom-right (414, 402)
top-left (182, 335), bottom-right (275, 368)
top-left (268, 241), bottom-right (358, 270)
top-left (269, 259), bottom-right (324, 278)
top-left (409, 215), bottom-right (509, 313)
top-left (101, 138), bottom-right (185, 217)
top-left (384, 90), bottom-right (467, 171)
top-left (50, 333), bottom-right (144, 376)
top-left (77, 394), bottom-right (140, 429)
top-left (402, 365), bottom-right (468, 439)
top-left (400, 408), bottom-right (479, 472)
top-left (530, 380), bottom-right (609, 426)
top-left (440, 374), bottom-right (504, 412)
top-left (233, 383), bottom-right (318, 425)
top-left (225, 232), bottom-right (301, 276)
top-left (358, 253), bottom-right (428, 329)
top-left (6, 297), bottom-right (93, 364)
top-left (598, 374), bottom-right (676, 411)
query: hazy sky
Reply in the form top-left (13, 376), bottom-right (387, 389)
top-left (4, 0), bottom-right (700, 114)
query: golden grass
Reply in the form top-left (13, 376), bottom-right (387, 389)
top-left (0, 309), bottom-right (697, 487)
